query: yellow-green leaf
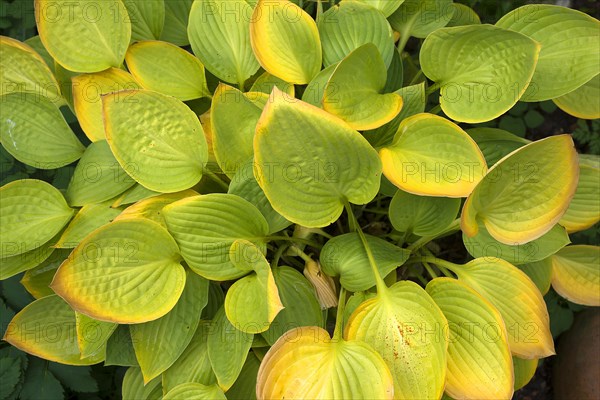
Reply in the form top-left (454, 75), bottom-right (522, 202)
top-left (1, 179), bottom-right (74, 257)
top-left (51, 219), bottom-right (186, 324)
top-left (513, 357), bottom-right (538, 390)
top-left (254, 89), bottom-right (382, 227)
top-left (427, 278), bottom-right (513, 400)
top-left (420, 24), bottom-right (540, 123)
top-left (112, 183), bottom-right (160, 207)
top-left (160, 0), bottom-right (193, 46)
top-left (249, 71), bottom-right (295, 97)
top-left (257, 327), bottom-right (394, 399)
top-left (122, 367), bottom-right (162, 400)
top-left (347, 0), bottom-right (404, 17)
top-left (380, 113), bottom-right (487, 197)
top-left (466, 127), bottom-right (529, 167)
top-left (461, 135), bottom-right (578, 245)
top-left (115, 190), bottom-right (197, 227)
top-left (35, 0), bottom-right (131, 72)
top-left (75, 313), bottom-right (117, 359)
top-left (164, 383), bottom-right (226, 400)
top-left (446, 3), bottom-right (481, 27)
top-left (55, 201), bottom-right (123, 248)
top-left (20, 249), bottom-right (69, 298)
top-left (389, 0), bottom-right (455, 41)
top-left (125, 40), bottom-right (209, 100)
top-left (517, 258), bottom-right (553, 295)
top-left (553, 75), bottom-right (600, 120)
top-left (559, 155), bottom-right (600, 232)
top-left (1, 236), bottom-right (57, 280)
top-left (3, 295), bottom-right (104, 365)
top-left (123, 0), bottom-right (165, 41)
top-left (250, 0), bottom-right (321, 84)
top-left (323, 44), bottom-right (403, 130)
top-left (551, 245), bottom-right (600, 306)
top-left (103, 89), bottom-right (208, 192)
top-left (226, 352), bottom-right (260, 400)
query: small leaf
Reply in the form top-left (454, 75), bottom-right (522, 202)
top-left (551, 245), bottom-right (600, 306)
top-left (0, 356), bottom-right (21, 399)
top-left (20, 249), bottom-right (69, 298)
top-left (513, 356), bottom-right (538, 390)
top-left (250, 71), bottom-right (295, 97)
top-left (163, 383), bottom-right (226, 400)
top-left (389, 0), bottom-right (455, 39)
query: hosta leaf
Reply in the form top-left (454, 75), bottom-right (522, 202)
top-left (0, 179), bottom-right (73, 257)
top-left (319, 2), bottom-right (394, 67)
top-left (513, 357), bottom-right (538, 390)
top-left (420, 24), bottom-right (540, 123)
top-left (24, 35), bottom-right (55, 72)
top-left (115, 190), bottom-right (197, 227)
top-left (122, 368), bottom-right (162, 400)
top-left (451, 258), bottom-right (554, 358)
top-left (161, 0), bottom-right (193, 46)
top-left (51, 219), bottom-right (186, 323)
top-left (551, 245), bottom-right (600, 306)
top-left (320, 233), bottom-right (410, 292)
top-left (0, 93), bottom-right (84, 168)
top-left (203, 283), bottom-right (225, 320)
top-left (389, 189), bottom-right (460, 236)
top-left (496, 5), bottom-right (600, 101)
top-left (250, 0), bottom-right (321, 84)
top-left (257, 327), bottom-right (394, 399)
top-left (20, 249), bottom-right (69, 298)
top-left (112, 183), bottom-right (160, 207)
top-left (466, 127), bottom-right (529, 167)
top-left (427, 278), bottom-right (513, 400)
top-left (162, 194), bottom-right (269, 280)
top-left (384, 47), bottom-right (404, 93)
top-left (559, 155), bottom-right (600, 232)
top-left (164, 383), bottom-right (226, 400)
top-left (250, 71), bottom-right (295, 97)
top-left (188, 0), bottom-right (259, 85)
top-left (35, 0), bottom-right (131, 72)
top-left (517, 258), bottom-right (553, 295)
top-left (55, 201), bottom-right (123, 248)
top-left (349, 0), bottom-right (404, 17)
top-left (380, 113), bottom-right (487, 197)
top-left (389, 0), bottom-right (454, 39)
top-left (75, 313), bottom-right (117, 359)
top-left (226, 352), bottom-right (260, 400)
top-left (123, 0), bottom-right (165, 41)
top-left (224, 240), bottom-right (283, 334)
top-left (463, 222), bottom-right (570, 265)
top-left (105, 325), bottom-right (138, 367)
top-left (1, 238), bottom-right (57, 280)
top-left (125, 40), bottom-right (209, 100)
top-left (53, 62), bottom-right (78, 108)
top-left (447, 3), bottom-right (481, 26)
top-left (0, 36), bottom-right (62, 103)
top-left (66, 141), bottom-right (136, 207)
top-left (254, 89), bottom-right (382, 227)
top-left (72, 68), bottom-right (141, 142)
top-left (207, 307), bottom-right (253, 391)
top-left (461, 135), bottom-right (578, 245)
top-left (131, 270), bottom-right (208, 382)
top-left (211, 84), bottom-right (262, 177)
top-left (261, 266), bottom-right (324, 345)
top-left (345, 281), bottom-right (448, 399)
top-left (162, 322), bottom-right (217, 392)
top-left (323, 44), bottom-right (403, 130)
top-left (553, 75), bottom-right (600, 120)
top-left (3, 295), bottom-right (104, 365)
top-left (103, 89), bottom-right (208, 192)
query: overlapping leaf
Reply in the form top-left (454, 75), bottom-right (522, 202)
top-left (551, 245), bottom-right (600, 306)
top-left (559, 155), bottom-right (600, 232)
top-left (553, 75), bottom-right (600, 119)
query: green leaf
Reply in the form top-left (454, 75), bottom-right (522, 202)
top-left (389, 0), bottom-right (454, 39)
top-left (323, 44), bottom-right (403, 130)
top-left (163, 193), bottom-right (269, 280)
top-left (47, 364), bottom-right (98, 393)
top-left (426, 278), bottom-right (513, 400)
top-left (420, 24), bottom-right (540, 122)
top-left (0, 93), bottom-right (84, 168)
top-left (3, 295), bottom-right (104, 365)
top-left (261, 267), bottom-right (324, 345)
top-left (188, 0), bottom-right (259, 85)
top-left (345, 281), bottom-right (448, 399)
top-left (301, 63), bottom-right (337, 107)
top-left (164, 383), bottom-right (226, 400)
top-left (513, 356), bottom-right (538, 390)
top-left (551, 245), bottom-right (600, 306)
top-left (125, 40), bottom-right (209, 100)
top-left (131, 270), bottom-right (209, 382)
top-left (105, 326), bottom-right (138, 367)
top-left (123, 0), bottom-right (165, 41)
top-left (0, 356), bottom-right (21, 399)
top-left (462, 135), bottom-right (578, 245)
top-left (320, 233), bottom-right (410, 292)
top-left (496, 5), bottom-right (600, 101)
top-left (0, 36), bottom-right (62, 104)
top-left (55, 201), bottom-right (123, 248)
top-left (51, 219), bottom-right (186, 323)
top-left (19, 358), bottom-right (64, 400)
top-left (103, 89), bottom-right (208, 193)
top-left (446, 3), bottom-right (481, 27)
top-left (112, 183), bottom-right (160, 207)
top-left (348, 0), bottom-right (404, 17)
top-left (319, 2), bottom-right (394, 67)
top-left (1, 179), bottom-right (73, 257)
top-left (35, 0), bottom-right (131, 72)
top-left (463, 223), bottom-right (570, 265)
top-left (249, 71), bottom-right (295, 97)
top-left (254, 89), bottom-right (382, 227)
top-left (66, 141), bottom-right (136, 207)
top-left (225, 352), bottom-right (260, 400)
top-left (1, 239), bottom-right (56, 281)
top-left (553, 74), bottom-right (600, 120)
top-left (250, 0), bottom-right (321, 84)
top-left (207, 307), bottom-right (253, 391)
top-left (560, 155), bottom-right (600, 232)
top-left (224, 240), bottom-right (284, 334)
top-left (122, 367), bottom-right (162, 400)
top-left (380, 113), bottom-right (487, 197)
top-left (115, 190), bottom-right (197, 227)
top-left (384, 47), bottom-right (404, 93)
top-left (160, 0), bottom-right (193, 46)
top-left (19, 249), bottom-right (68, 299)
top-left (389, 189), bottom-right (460, 237)
top-left (75, 313), bottom-right (117, 359)
top-left (517, 258), bottom-right (553, 295)
top-left (202, 282), bottom-right (225, 320)
top-left (466, 127), bottom-right (529, 167)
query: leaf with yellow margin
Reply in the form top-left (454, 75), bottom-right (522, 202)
top-left (250, 71), bottom-right (295, 97)
top-left (517, 258), bottom-right (553, 295)
top-left (256, 326), bottom-right (394, 399)
top-left (250, 0), bottom-right (321, 84)
top-left (55, 201), bottom-right (124, 248)
top-left (20, 249), bottom-right (69, 298)
top-left (115, 190), bottom-right (198, 227)
top-left (75, 313), bottom-right (117, 359)
top-left (559, 155), bottom-right (600, 232)
top-left (380, 113), bottom-right (487, 197)
top-left (551, 245), bottom-right (600, 306)
top-left (553, 75), bottom-right (600, 120)
top-left (513, 357), bottom-right (538, 390)
top-left (461, 135), bottom-right (579, 245)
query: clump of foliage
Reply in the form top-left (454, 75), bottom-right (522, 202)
top-left (1, 1), bottom-right (599, 399)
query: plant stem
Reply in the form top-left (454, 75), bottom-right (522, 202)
top-left (422, 261), bottom-right (438, 279)
top-left (425, 82), bottom-right (442, 96)
top-left (271, 243), bottom-right (291, 268)
top-left (332, 287), bottom-right (347, 341)
top-left (204, 169), bottom-right (229, 191)
top-left (267, 236), bottom-right (322, 249)
top-left (405, 255), bottom-right (462, 274)
top-left (408, 70), bottom-right (424, 86)
top-left (406, 218), bottom-right (461, 252)
top-left (428, 104), bottom-right (442, 115)
top-left (287, 245), bottom-right (314, 264)
top-left (422, 248), bottom-right (454, 278)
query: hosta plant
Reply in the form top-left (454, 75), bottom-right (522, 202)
top-left (1, 0), bottom-right (599, 399)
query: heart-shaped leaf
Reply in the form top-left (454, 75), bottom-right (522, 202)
top-left (389, 0), bottom-right (455, 44)
top-left (103, 89), bottom-right (208, 192)
top-left (551, 245), bottom-right (600, 306)
top-left (51, 219), bottom-right (186, 324)
top-left (553, 75), bottom-right (600, 120)
top-left (123, 0), bottom-right (165, 41)
top-left (466, 127), bottom-right (529, 167)
top-left (257, 327), bottom-right (394, 399)
top-left (115, 190), bottom-right (197, 228)
top-left (254, 88), bottom-right (382, 227)
top-left (559, 155), bottom-right (600, 232)
top-left (380, 113), bottom-right (487, 197)
top-left (420, 24), bottom-right (540, 122)
top-left (461, 135), bottom-right (578, 245)
top-left (35, 0), bottom-right (131, 72)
